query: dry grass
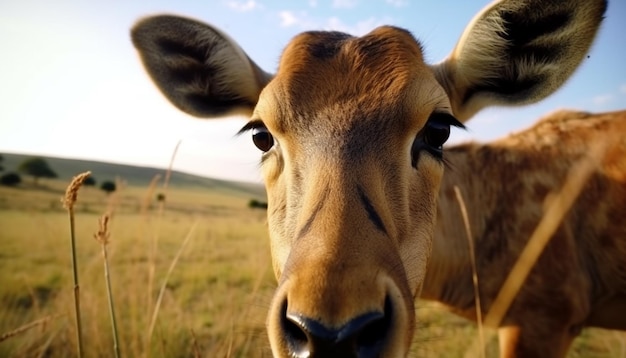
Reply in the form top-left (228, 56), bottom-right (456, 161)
top-left (62, 171), bottom-right (93, 357)
top-left (454, 186), bottom-right (486, 358)
top-left (0, 315), bottom-right (61, 344)
top-left (93, 213), bottom-right (121, 358)
top-left (0, 176), bottom-right (624, 357)
top-left (0, 179), bottom-right (273, 357)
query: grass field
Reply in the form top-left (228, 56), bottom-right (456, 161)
top-left (0, 170), bottom-right (624, 357)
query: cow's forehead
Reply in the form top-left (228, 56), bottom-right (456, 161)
top-left (257, 26), bottom-right (445, 136)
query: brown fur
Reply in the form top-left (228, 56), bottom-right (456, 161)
top-left (423, 110), bottom-right (626, 357)
top-left (258, 28), bottom-right (443, 357)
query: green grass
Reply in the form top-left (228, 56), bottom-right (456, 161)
top-left (0, 176), bottom-right (624, 357)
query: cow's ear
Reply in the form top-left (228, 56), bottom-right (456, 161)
top-left (132, 15), bottom-right (273, 118)
top-left (432, 0), bottom-right (607, 121)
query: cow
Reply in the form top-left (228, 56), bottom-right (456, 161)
top-left (130, 0), bottom-right (608, 356)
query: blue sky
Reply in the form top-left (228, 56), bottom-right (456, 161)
top-left (1, 0), bottom-right (624, 183)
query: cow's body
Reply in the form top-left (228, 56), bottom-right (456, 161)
top-left (424, 110), bottom-right (626, 356)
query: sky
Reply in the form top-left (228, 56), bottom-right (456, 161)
top-left (0, 0), bottom-right (625, 183)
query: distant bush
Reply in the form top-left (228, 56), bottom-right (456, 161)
top-left (248, 199), bottom-right (268, 209)
top-left (18, 157), bottom-right (57, 185)
top-left (156, 193), bottom-right (166, 202)
top-left (100, 181), bottom-right (116, 195)
top-left (0, 172), bottom-right (21, 187)
top-left (83, 175), bottom-right (96, 187)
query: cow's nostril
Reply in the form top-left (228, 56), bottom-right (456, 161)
top-left (356, 296), bottom-right (393, 356)
top-left (356, 315), bottom-right (387, 347)
top-left (284, 318), bottom-right (308, 344)
top-left (280, 300), bottom-right (311, 357)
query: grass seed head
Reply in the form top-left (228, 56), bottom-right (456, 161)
top-left (94, 214), bottom-right (111, 245)
top-left (62, 171), bottom-right (92, 210)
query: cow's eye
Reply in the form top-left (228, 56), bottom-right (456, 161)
top-left (424, 120), bottom-right (451, 151)
top-left (411, 112), bottom-right (463, 167)
top-left (252, 126), bottom-right (274, 152)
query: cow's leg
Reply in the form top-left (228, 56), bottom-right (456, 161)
top-left (498, 321), bottom-right (580, 358)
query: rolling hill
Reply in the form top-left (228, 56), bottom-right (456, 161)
top-left (0, 152), bottom-right (266, 199)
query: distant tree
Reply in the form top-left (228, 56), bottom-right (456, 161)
top-left (248, 199), bottom-right (268, 209)
top-left (0, 154), bottom-right (4, 172)
top-left (156, 193), bottom-right (166, 202)
top-left (100, 181), bottom-right (116, 195)
top-left (18, 157), bottom-right (57, 185)
top-left (0, 172), bottom-right (21, 187)
top-left (83, 175), bottom-right (96, 187)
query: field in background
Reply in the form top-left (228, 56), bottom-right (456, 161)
top-left (0, 158), bottom-right (624, 357)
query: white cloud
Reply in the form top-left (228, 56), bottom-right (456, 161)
top-left (332, 0), bottom-right (358, 9)
top-left (279, 10), bottom-right (299, 27)
top-left (386, 0), bottom-right (408, 7)
top-left (592, 94), bottom-right (614, 105)
top-left (325, 17), bottom-right (347, 31)
top-left (226, 0), bottom-right (261, 12)
top-left (309, 0), bottom-right (318, 7)
top-left (323, 16), bottom-right (394, 36)
top-left (277, 10), bottom-right (319, 29)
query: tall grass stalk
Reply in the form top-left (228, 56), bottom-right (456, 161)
top-left (62, 171), bottom-right (92, 358)
top-left (0, 315), bottom-right (60, 343)
top-left (454, 186), bottom-right (486, 358)
top-left (147, 141), bottom-right (180, 331)
top-left (144, 175), bottom-right (162, 322)
top-left (94, 214), bottom-right (121, 358)
top-left (147, 218), bottom-right (198, 355)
